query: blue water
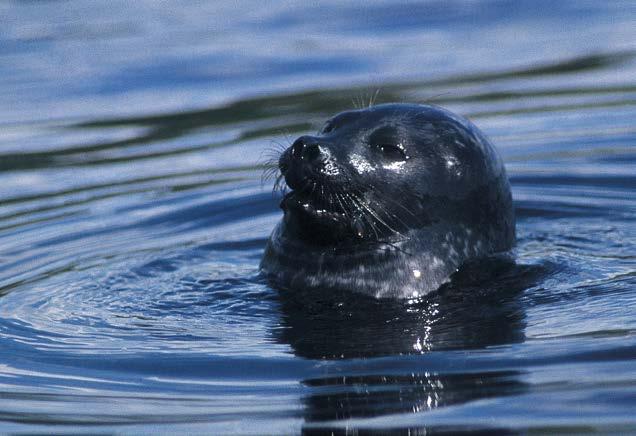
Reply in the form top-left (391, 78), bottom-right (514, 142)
top-left (1, 0), bottom-right (635, 433)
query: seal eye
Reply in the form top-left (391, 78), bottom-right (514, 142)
top-left (368, 126), bottom-right (407, 161)
top-left (375, 143), bottom-right (407, 161)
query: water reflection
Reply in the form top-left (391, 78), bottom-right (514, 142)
top-left (276, 260), bottom-right (545, 429)
top-left (302, 370), bottom-right (524, 428)
top-left (277, 259), bottom-right (539, 358)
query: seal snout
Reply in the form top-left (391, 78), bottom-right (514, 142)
top-left (278, 134), bottom-right (350, 225)
top-left (280, 135), bottom-right (337, 192)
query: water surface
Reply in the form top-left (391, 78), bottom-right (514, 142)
top-left (1, 0), bottom-right (635, 433)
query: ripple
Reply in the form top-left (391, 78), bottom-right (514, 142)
top-left (0, 235), bottom-right (283, 356)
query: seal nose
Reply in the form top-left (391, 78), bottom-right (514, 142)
top-left (283, 135), bottom-right (338, 191)
top-left (291, 136), bottom-right (322, 162)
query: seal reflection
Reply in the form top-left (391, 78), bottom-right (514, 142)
top-left (275, 261), bottom-right (545, 432)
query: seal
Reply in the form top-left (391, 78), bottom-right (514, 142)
top-left (260, 103), bottom-right (515, 299)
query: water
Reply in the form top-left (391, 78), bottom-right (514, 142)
top-left (1, 0), bottom-right (635, 433)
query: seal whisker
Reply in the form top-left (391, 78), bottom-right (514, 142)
top-left (348, 189), bottom-right (404, 239)
top-left (347, 185), bottom-right (410, 238)
top-left (334, 191), bottom-right (351, 219)
top-left (261, 166), bottom-right (279, 183)
top-left (260, 140), bottom-right (290, 190)
top-left (338, 169), bottom-right (416, 225)
top-left (259, 140), bottom-right (288, 163)
top-left (365, 189), bottom-right (422, 232)
top-left (273, 173), bottom-right (288, 198)
top-left (343, 191), bottom-right (379, 239)
top-left (371, 189), bottom-right (420, 219)
top-left (369, 88), bottom-right (380, 107)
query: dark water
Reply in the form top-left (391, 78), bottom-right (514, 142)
top-left (1, 0), bottom-right (635, 433)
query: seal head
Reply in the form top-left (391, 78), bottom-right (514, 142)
top-left (261, 103), bottom-right (515, 298)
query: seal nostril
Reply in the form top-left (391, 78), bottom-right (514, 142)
top-left (304, 143), bottom-right (321, 162)
top-left (291, 139), bottom-right (304, 158)
top-left (291, 137), bottom-right (323, 162)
